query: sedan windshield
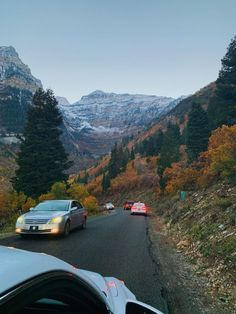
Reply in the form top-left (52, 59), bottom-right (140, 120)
top-left (33, 201), bottom-right (70, 211)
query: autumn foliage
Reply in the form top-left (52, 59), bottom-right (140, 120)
top-left (163, 162), bottom-right (200, 194)
top-left (67, 184), bottom-right (89, 202)
top-left (163, 125), bottom-right (236, 194)
top-left (83, 195), bottom-right (99, 214)
top-left (206, 125), bottom-right (236, 178)
top-left (0, 181), bottom-right (100, 230)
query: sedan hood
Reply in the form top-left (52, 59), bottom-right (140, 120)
top-left (23, 211), bottom-right (67, 219)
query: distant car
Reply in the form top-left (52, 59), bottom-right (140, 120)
top-left (123, 201), bottom-right (135, 210)
top-left (0, 246), bottom-right (163, 314)
top-left (15, 200), bottom-right (87, 237)
top-left (131, 202), bottom-right (148, 216)
top-left (104, 202), bottom-right (115, 210)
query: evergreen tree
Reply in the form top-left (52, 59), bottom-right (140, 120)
top-left (158, 124), bottom-right (181, 176)
top-left (83, 171), bottom-right (88, 184)
top-left (130, 147), bottom-right (135, 160)
top-left (121, 148), bottom-right (130, 170)
top-left (102, 173), bottom-right (110, 191)
top-left (108, 143), bottom-right (128, 179)
top-left (186, 103), bottom-right (210, 162)
top-left (153, 130), bottom-right (164, 155)
top-left (108, 143), bottom-right (120, 179)
top-left (208, 36), bottom-right (236, 129)
top-left (12, 89), bottom-right (71, 197)
top-left (76, 174), bottom-right (81, 184)
top-left (136, 130), bottom-right (164, 157)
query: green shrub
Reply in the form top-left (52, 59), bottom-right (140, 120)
top-left (215, 237), bottom-right (236, 257)
top-left (214, 197), bottom-right (233, 210)
top-left (189, 223), bottom-right (218, 241)
top-left (199, 244), bottom-right (211, 257)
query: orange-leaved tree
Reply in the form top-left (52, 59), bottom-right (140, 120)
top-left (163, 162), bottom-right (200, 194)
top-left (83, 195), bottom-right (99, 214)
top-left (205, 125), bottom-right (236, 178)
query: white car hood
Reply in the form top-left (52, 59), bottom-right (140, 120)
top-left (0, 246), bottom-right (135, 314)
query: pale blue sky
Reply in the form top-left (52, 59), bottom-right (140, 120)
top-left (0, 0), bottom-right (236, 102)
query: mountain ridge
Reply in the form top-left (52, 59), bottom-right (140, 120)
top-left (0, 45), bottom-right (183, 172)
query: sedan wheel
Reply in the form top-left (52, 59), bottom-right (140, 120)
top-left (63, 221), bottom-right (70, 237)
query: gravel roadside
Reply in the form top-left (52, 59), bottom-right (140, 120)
top-left (147, 214), bottom-right (235, 314)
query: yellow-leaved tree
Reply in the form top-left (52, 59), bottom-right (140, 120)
top-left (67, 184), bottom-right (89, 202)
top-left (83, 195), bottom-right (99, 214)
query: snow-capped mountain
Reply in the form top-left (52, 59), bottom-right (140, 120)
top-left (58, 90), bottom-right (183, 163)
top-left (59, 90), bottom-right (179, 134)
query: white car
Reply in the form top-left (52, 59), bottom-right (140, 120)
top-left (15, 200), bottom-right (87, 237)
top-left (0, 246), bottom-right (163, 314)
top-left (104, 202), bottom-right (115, 210)
top-left (131, 202), bottom-right (148, 216)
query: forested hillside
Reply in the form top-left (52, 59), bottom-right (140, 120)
top-left (73, 36), bottom-right (236, 311)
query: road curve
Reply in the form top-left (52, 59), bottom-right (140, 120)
top-left (0, 208), bottom-right (166, 312)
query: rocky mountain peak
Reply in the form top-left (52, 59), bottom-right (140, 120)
top-left (0, 46), bottom-right (42, 134)
top-left (0, 46), bottom-right (19, 58)
top-left (56, 96), bottom-right (71, 106)
top-left (0, 45), bottom-right (42, 92)
top-left (88, 90), bottom-right (106, 96)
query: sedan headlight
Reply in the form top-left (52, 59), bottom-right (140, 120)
top-left (49, 216), bottom-right (63, 224)
top-left (16, 216), bottom-right (24, 224)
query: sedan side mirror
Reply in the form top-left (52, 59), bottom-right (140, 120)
top-left (126, 300), bottom-right (163, 314)
top-left (29, 207), bottom-right (34, 211)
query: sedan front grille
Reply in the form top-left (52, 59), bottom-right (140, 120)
top-left (25, 218), bottom-right (49, 225)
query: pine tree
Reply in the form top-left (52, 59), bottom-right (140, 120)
top-left (108, 143), bottom-right (120, 179)
top-left (83, 171), bottom-right (88, 184)
top-left (108, 143), bottom-right (128, 179)
top-left (153, 130), bottom-right (164, 155)
top-left (186, 103), bottom-right (210, 162)
top-left (12, 89), bottom-right (71, 197)
top-left (158, 124), bottom-right (181, 176)
top-left (130, 148), bottom-right (135, 160)
top-left (208, 36), bottom-right (236, 129)
top-left (102, 173), bottom-right (110, 191)
top-left (121, 148), bottom-right (130, 170)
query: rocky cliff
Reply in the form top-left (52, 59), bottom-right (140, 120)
top-left (0, 46), bottom-right (42, 134)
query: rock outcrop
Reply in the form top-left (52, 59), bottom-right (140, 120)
top-left (0, 46), bottom-right (42, 134)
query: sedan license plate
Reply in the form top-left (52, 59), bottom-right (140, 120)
top-left (30, 226), bottom-right (38, 231)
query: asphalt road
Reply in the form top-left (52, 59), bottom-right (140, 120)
top-left (0, 208), bottom-right (167, 313)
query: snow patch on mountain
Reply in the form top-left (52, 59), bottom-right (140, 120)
top-left (59, 90), bottom-right (182, 135)
top-left (56, 96), bottom-right (71, 106)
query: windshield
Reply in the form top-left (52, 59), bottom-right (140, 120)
top-left (33, 201), bottom-right (70, 211)
top-left (134, 203), bottom-right (145, 207)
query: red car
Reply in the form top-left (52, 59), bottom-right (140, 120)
top-left (123, 201), bottom-right (134, 210)
top-left (131, 202), bottom-right (148, 216)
